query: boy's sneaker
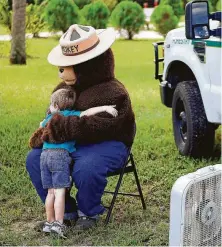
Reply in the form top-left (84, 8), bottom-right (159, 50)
top-left (51, 221), bottom-right (67, 239)
top-left (34, 219), bottom-right (74, 232)
top-left (43, 222), bottom-right (53, 233)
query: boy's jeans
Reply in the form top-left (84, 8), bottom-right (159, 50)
top-left (26, 141), bottom-right (129, 219)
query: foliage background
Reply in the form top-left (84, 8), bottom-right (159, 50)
top-left (151, 4), bottom-right (179, 36)
top-left (81, 1), bottom-right (110, 29)
top-left (43, 0), bottom-right (81, 33)
top-left (110, 1), bottom-right (145, 39)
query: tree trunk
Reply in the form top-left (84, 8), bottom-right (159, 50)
top-left (128, 31), bottom-right (133, 40)
top-left (10, 0), bottom-right (26, 64)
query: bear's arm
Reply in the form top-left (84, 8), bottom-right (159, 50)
top-left (42, 83), bottom-right (134, 145)
top-left (29, 127), bottom-right (44, 148)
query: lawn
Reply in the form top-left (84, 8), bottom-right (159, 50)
top-left (0, 38), bottom-right (221, 246)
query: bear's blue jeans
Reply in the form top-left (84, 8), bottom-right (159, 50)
top-left (26, 141), bottom-right (129, 219)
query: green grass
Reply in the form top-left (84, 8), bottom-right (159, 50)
top-left (0, 38), bottom-right (221, 246)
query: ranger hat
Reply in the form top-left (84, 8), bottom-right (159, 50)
top-left (48, 24), bottom-right (116, 66)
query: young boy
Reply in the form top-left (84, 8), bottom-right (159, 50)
top-left (40, 88), bottom-right (118, 238)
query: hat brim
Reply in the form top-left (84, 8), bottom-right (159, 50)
top-left (48, 28), bottom-right (116, 67)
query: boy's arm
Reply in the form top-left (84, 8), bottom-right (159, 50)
top-left (40, 114), bottom-right (52, 127)
top-left (39, 120), bottom-right (44, 127)
top-left (80, 105), bottom-right (118, 118)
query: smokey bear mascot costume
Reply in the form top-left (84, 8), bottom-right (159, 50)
top-left (26, 24), bottom-right (135, 230)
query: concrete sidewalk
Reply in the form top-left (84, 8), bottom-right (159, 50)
top-left (0, 28), bottom-right (164, 41)
top-left (0, 23), bottom-right (185, 41)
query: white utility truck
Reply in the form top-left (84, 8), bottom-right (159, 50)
top-left (153, 0), bottom-right (221, 158)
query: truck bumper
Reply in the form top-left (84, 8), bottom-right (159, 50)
top-left (159, 81), bottom-right (173, 108)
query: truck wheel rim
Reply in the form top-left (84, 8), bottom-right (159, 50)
top-left (175, 99), bottom-right (187, 143)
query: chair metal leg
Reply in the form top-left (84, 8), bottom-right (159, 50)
top-left (130, 153), bottom-right (146, 210)
top-left (105, 169), bottom-right (125, 225)
top-left (104, 153), bottom-right (146, 225)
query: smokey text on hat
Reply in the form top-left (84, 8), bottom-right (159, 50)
top-left (61, 45), bottom-right (79, 55)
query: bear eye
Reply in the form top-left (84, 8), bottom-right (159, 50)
top-left (59, 68), bottom-right (64, 73)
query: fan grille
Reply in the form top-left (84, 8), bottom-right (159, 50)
top-left (183, 173), bottom-right (221, 246)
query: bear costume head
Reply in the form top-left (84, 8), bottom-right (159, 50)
top-left (58, 48), bottom-right (114, 92)
top-left (48, 24), bottom-right (116, 91)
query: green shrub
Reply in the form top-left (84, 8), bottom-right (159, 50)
top-left (117, 0), bottom-right (133, 2)
top-left (151, 4), bottom-right (179, 36)
top-left (81, 1), bottom-right (110, 29)
top-left (43, 0), bottom-right (81, 33)
top-left (0, 0), bottom-right (12, 31)
top-left (26, 3), bottom-right (45, 37)
top-left (99, 0), bottom-right (118, 10)
top-left (210, 0), bottom-right (219, 11)
top-left (216, 0), bottom-right (221, 11)
top-left (75, 0), bottom-right (91, 9)
top-left (36, 0), bottom-right (45, 4)
top-left (161, 0), bottom-right (184, 17)
top-left (110, 1), bottom-right (145, 40)
top-left (207, 0), bottom-right (213, 12)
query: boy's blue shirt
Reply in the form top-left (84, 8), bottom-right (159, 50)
top-left (41, 110), bottom-right (81, 153)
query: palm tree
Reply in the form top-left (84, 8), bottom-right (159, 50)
top-left (10, 0), bottom-right (26, 64)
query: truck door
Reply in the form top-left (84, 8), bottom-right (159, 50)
top-left (206, 37), bottom-right (222, 123)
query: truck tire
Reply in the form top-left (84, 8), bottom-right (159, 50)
top-left (172, 81), bottom-right (215, 158)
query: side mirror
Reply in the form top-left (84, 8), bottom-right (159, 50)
top-left (185, 0), bottom-right (210, 40)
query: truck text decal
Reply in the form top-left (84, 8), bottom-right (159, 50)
top-left (172, 39), bottom-right (190, 45)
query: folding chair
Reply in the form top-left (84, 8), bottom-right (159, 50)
top-left (104, 152), bottom-right (146, 225)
